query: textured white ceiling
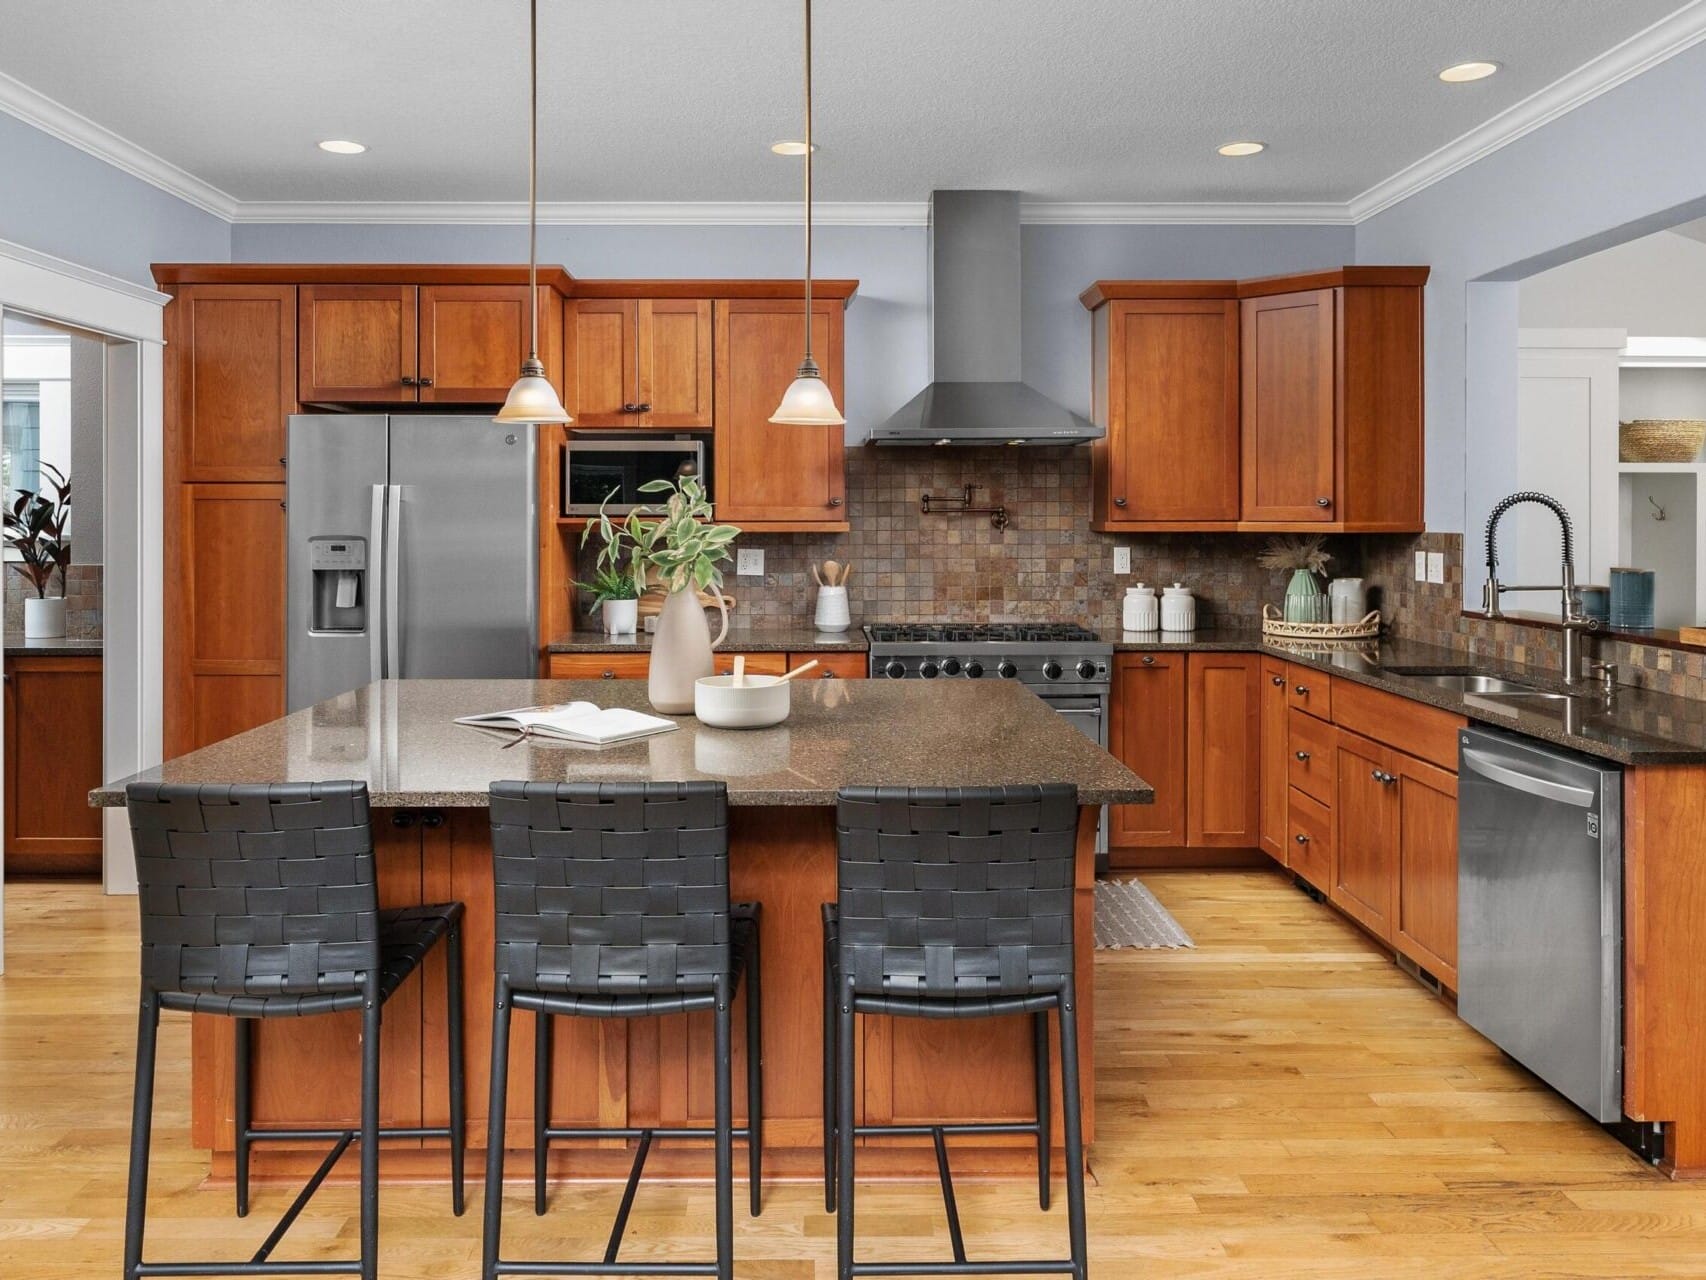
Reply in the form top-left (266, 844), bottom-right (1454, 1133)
top-left (0, 0), bottom-right (1689, 206)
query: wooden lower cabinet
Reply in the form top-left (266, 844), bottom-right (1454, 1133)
top-left (4, 655), bottom-right (103, 874)
top-left (1258, 657), bottom-right (1288, 859)
top-left (1185, 653), bottom-right (1260, 847)
top-left (1393, 754), bottom-right (1459, 988)
top-left (1331, 730), bottom-right (1400, 943)
top-left (546, 650), bottom-right (865, 682)
top-left (1109, 654), bottom-right (1187, 850)
top-left (1285, 787), bottom-right (1332, 889)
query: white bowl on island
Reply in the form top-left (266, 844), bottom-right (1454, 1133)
top-left (694, 673), bottom-right (791, 729)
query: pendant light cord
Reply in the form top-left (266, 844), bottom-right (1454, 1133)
top-left (527, 0), bottom-right (540, 363)
top-left (801, 0), bottom-right (814, 370)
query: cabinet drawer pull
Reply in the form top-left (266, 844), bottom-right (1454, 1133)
top-left (1295, 750), bottom-right (1310, 762)
top-left (1271, 675), bottom-right (1285, 687)
top-left (601, 669), bottom-right (616, 680)
top-left (1294, 684), bottom-right (1309, 695)
top-left (820, 669), bottom-right (838, 678)
top-left (1295, 833), bottom-right (1310, 844)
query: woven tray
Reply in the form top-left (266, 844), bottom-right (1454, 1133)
top-left (1261, 604), bottom-right (1381, 641)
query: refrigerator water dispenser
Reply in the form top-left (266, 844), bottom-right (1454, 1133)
top-left (308, 536), bottom-right (366, 633)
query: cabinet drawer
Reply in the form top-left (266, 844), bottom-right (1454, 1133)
top-left (1331, 678), bottom-right (1465, 772)
top-left (713, 652), bottom-right (787, 677)
top-left (1285, 663), bottom-right (1331, 720)
top-left (793, 652), bottom-right (867, 679)
top-left (547, 653), bottom-right (650, 680)
top-left (1286, 787), bottom-right (1332, 890)
top-left (1286, 708), bottom-right (1335, 805)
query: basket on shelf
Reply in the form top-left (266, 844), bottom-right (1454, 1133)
top-left (1619, 419), bottom-right (1706, 463)
top-left (1260, 604), bottom-right (1381, 641)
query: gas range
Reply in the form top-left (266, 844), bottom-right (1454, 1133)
top-left (863, 622), bottom-right (1111, 688)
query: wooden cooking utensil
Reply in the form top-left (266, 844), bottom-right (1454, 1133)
top-left (776, 659), bottom-right (821, 683)
top-left (733, 655), bottom-right (746, 687)
top-left (823, 559), bottom-right (843, 586)
top-left (811, 564), bottom-right (825, 587)
top-left (839, 562), bottom-right (853, 586)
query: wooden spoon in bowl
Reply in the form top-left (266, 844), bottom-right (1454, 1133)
top-left (776, 659), bottom-right (821, 683)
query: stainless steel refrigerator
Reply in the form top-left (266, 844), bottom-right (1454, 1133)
top-left (286, 415), bottom-right (537, 712)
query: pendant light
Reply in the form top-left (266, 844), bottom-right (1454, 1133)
top-left (769, 0), bottom-right (845, 426)
top-left (496, 0), bottom-right (572, 425)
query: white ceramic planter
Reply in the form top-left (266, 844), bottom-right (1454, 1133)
top-left (603, 598), bottom-right (638, 636)
top-left (23, 596), bottom-right (66, 639)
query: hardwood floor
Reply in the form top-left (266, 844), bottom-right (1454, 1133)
top-left (2, 870), bottom-right (1699, 1278)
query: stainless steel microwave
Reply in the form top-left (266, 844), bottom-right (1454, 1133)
top-left (561, 436), bottom-right (707, 516)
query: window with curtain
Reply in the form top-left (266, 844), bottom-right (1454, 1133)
top-left (2, 381), bottom-right (43, 501)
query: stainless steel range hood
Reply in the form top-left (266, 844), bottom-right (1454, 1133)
top-left (869, 190), bottom-right (1102, 446)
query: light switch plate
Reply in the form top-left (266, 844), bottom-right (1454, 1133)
top-left (1414, 550), bottom-right (1428, 582)
top-left (736, 548), bottom-right (764, 577)
top-left (1427, 551), bottom-right (1446, 585)
top-left (1113, 547), bottom-right (1132, 575)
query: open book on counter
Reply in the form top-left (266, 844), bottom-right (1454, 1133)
top-left (455, 701), bottom-right (678, 746)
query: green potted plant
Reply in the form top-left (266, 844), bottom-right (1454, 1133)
top-left (575, 513), bottom-right (643, 635)
top-left (582, 475), bottom-right (740, 712)
top-left (4, 463), bottom-right (72, 639)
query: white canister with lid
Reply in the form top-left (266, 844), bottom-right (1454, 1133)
top-left (1122, 583), bottom-right (1159, 632)
top-left (1160, 583), bottom-right (1196, 633)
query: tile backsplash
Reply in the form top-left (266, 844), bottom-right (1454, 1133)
top-left (4, 563), bottom-right (102, 639)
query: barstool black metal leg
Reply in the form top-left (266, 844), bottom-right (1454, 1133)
top-left (1034, 1009), bottom-right (1052, 1212)
top-left (123, 990), bottom-right (160, 1280)
top-left (533, 1010), bottom-right (551, 1216)
top-left (822, 920), bottom-right (836, 1213)
top-left (482, 982), bottom-right (513, 1280)
top-left (359, 996), bottom-right (382, 1280)
top-left (746, 926), bottom-right (764, 1218)
top-left (835, 990), bottom-right (856, 1280)
top-left (235, 1015), bottom-right (253, 1218)
top-left (1057, 983), bottom-right (1088, 1280)
top-left (448, 922), bottom-right (467, 1217)
top-left (713, 978), bottom-right (735, 1280)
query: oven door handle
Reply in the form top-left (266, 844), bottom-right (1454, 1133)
top-left (1040, 697), bottom-right (1104, 715)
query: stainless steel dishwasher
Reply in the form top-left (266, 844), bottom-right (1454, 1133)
top-left (1458, 726), bottom-right (1622, 1121)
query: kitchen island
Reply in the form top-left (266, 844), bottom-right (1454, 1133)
top-left (94, 678), bottom-right (1149, 1187)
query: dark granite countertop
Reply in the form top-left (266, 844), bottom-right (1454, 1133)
top-left (4, 637), bottom-right (104, 658)
top-left (92, 677), bottom-right (1150, 809)
top-left (1113, 628), bottom-right (1706, 765)
top-left (550, 624), bottom-right (868, 654)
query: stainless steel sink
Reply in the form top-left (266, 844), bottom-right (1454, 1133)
top-left (1382, 666), bottom-right (1543, 695)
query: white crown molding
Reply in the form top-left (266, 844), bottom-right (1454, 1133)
top-left (0, 71), bottom-right (238, 221)
top-left (1348, 0), bottom-right (1706, 222)
top-left (231, 200), bottom-right (931, 226)
top-left (0, 236), bottom-right (168, 345)
top-left (0, 236), bottom-right (170, 307)
top-left (1020, 201), bottom-right (1353, 226)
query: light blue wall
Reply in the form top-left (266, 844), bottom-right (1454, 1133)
top-left (1356, 40), bottom-right (1706, 536)
top-left (0, 114), bottom-right (229, 287)
top-left (234, 220), bottom-right (1354, 439)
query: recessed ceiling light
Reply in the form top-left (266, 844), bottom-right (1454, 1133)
top-left (1439, 60), bottom-right (1499, 83)
top-left (770, 139), bottom-right (818, 156)
top-left (317, 139), bottom-right (367, 155)
top-left (1217, 141), bottom-right (1265, 157)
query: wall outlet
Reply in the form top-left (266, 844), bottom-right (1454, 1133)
top-left (1427, 551), bottom-right (1446, 585)
top-left (1113, 546), bottom-right (1132, 575)
top-left (736, 548), bottom-right (764, 577)
top-left (1414, 550), bottom-right (1428, 582)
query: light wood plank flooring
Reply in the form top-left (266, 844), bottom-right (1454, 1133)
top-left (2, 870), bottom-right (1700, 1278)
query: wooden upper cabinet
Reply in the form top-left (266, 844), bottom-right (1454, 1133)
top-left (1092, 296), bottom-right (1239, 528)
top-left (1241, 289), bottom-right (1336, 523)
top-left (169, 284), bottom-right (297, 482)
top-left (639, 299), bottom-right (713, 427)
top-left (1109, 654), bottom-right (1188, 852)
top-left (713, 298), bottom-right (846, 527)
top-left (564, 299), bottom-right (639, 425)
top-left (299, 284), bottom-right (418, 402)
top-left (1185, 652), bottom-right (1260, 847)
top-left (418, 284), bottom-right (532, 403)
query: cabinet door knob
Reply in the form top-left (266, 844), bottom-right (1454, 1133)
top-left (400, 375), bottom-right (419, 386)
top-left (634, 402), bottom-right (650, 413)
top-left (1141, 655), bottom-right (1155, 666)
top-left (1294, 684), bottom-right (1309, 695)
top-left (620, 403), bottom-right (639, 413)
top-left (417, 376), bottom-right (434, 388)
top-left (1113, 497), bottom-right (1128, 508)
top-left (1271, 675), bottom-right (1285, 687)
top-left (601, 669), bottom-right (616, 679)
top-left (820, 669), bottom-right (837, 678)
top-left (829, 497), bottom-right (844, 508)
top-left (1381, 771), bottom-right (1397, 786)
top-left (1316, 496), bottom-right (1331, 508)
top-left (1295, 833), bottom-right (1310, 844)
top-left (1295, 750), bottom-right (1310, 762)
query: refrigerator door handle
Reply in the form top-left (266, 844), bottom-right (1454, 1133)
top-left (385, 484), bottom-right (403, 678)
top-left (368, 483), bottom-right (387, 682)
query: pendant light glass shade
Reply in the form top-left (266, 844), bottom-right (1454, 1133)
top-left (771, 0), bottom-right (843, 427)
top-left (496, 0), bottom-right (572, 427)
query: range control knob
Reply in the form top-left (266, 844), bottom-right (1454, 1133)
top-left (964, 660), bottom-right (984, 679)
top-left (941, 657), bottom-right (962, 676)
top-left (919, 661), bottom-right (940, 678)
top-left (1042, 661), bottom-right (1063, 680)
top-left (1076, 659), bottom-right (1099, 680)
top-left (997, 660), bottom-right (1018, 679)
top-left (884, 660), bottom-right (907, 679)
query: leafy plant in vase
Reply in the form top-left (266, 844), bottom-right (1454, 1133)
top-left (574, 514), bottom-right (643, 636)
top-left (3, 463), bottom-right (72, 639)
top-left (582, 476), bottom-right (740, 712)
top-left (1258, 534), bottom-right (1332, 623)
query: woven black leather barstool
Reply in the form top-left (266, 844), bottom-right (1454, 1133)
top-left (122, 781), bottom-right (467, 1280)
top-left (482, 780), bottom-right (762, 1280)
top-left (823, 784), bottom-right (1087, 1280)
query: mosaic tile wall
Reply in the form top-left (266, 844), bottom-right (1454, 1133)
top-left (4, 563), bottom-right (102, 639)
top-left (576, 447), bottom-right (1365, 632)
top-left (1360, 531), bottom-right (1706, 700)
